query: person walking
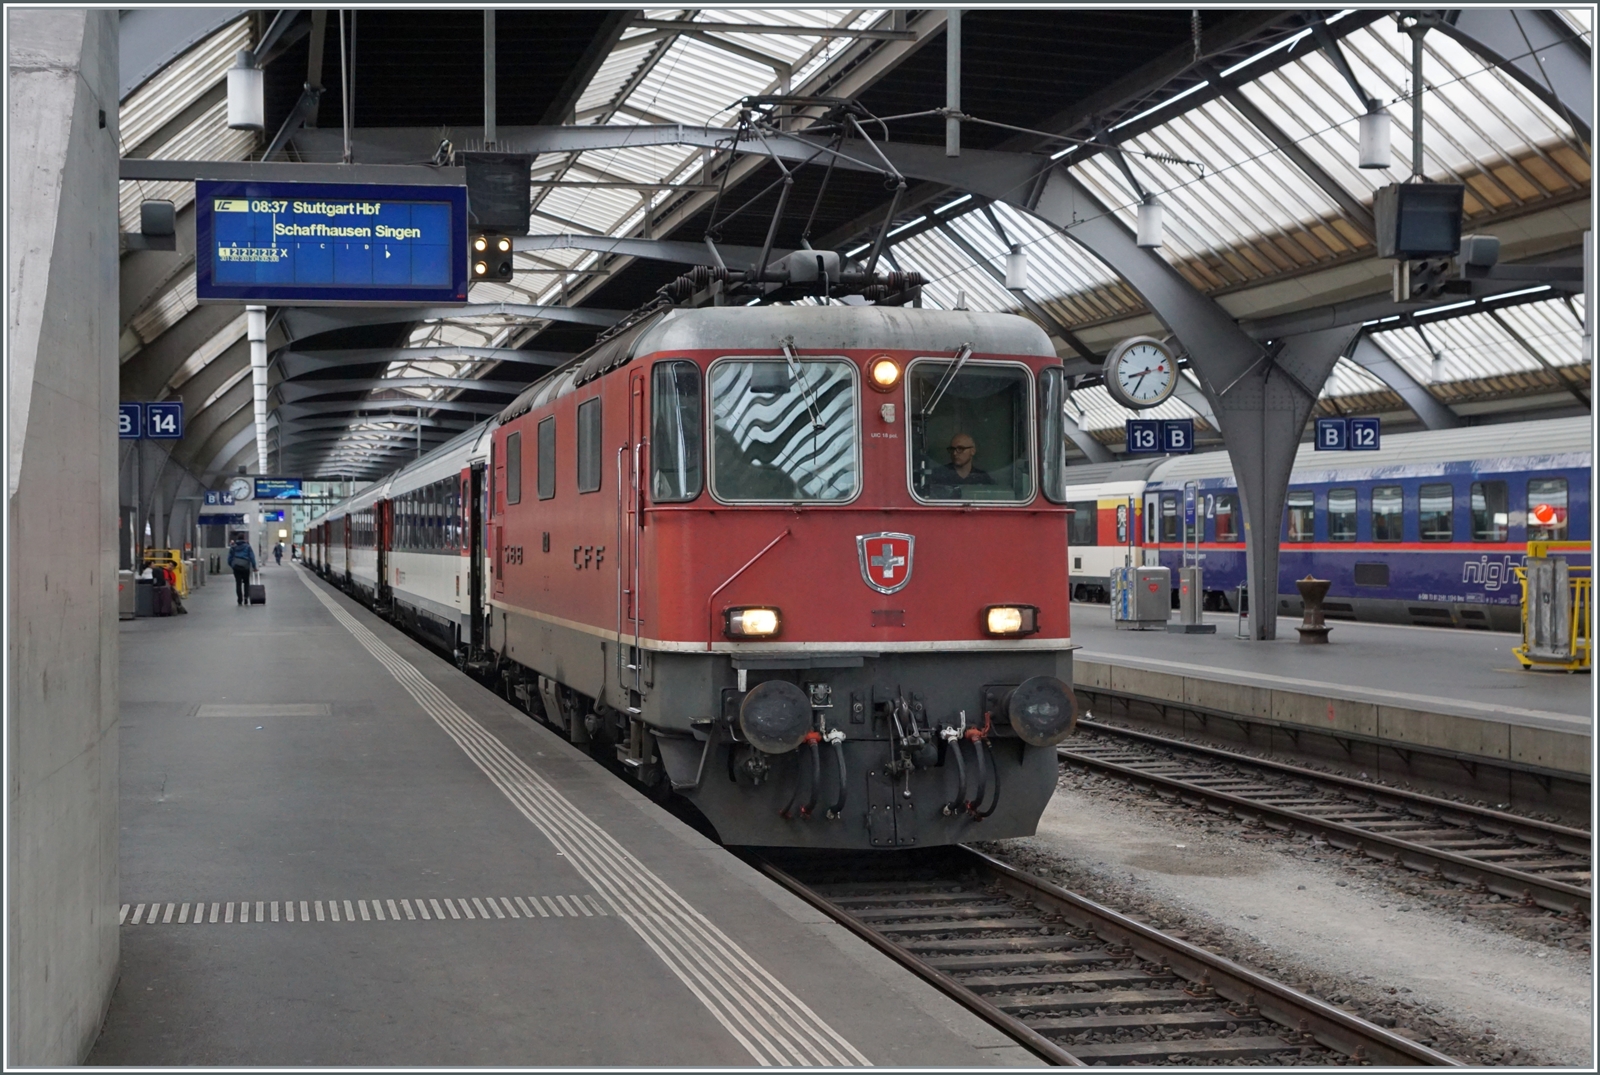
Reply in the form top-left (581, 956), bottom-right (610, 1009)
top-left (273, 541), bottom-right (284, 566)
top-left (228, 533), bottom-right (257, 605)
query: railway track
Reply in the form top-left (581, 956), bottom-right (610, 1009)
top-left (752, 846), bottom-right (1459, 1066)
top-left (1059, 720), bottom-right (1591, 919)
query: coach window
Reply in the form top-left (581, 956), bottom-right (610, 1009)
top-left (1418, 483), bottom-right (1453, 541)
top-left (1068, 501), bottom-right (1097, 546)
top-left (1371, 485), bottom-right (1403, 541)
top-left (710, 357), bottom-right (859, 502)
top-left (652, 361), bottom-right (703, 502)
top-left (1039, 368), bottom-right (1067, 503)
top-left (1471, 481), bottom-right (1508, 542)
top-left (1328, 488), bottom-right (1357, 541)
top-left (1285, 490), bottom-right (1314, 542)
top-left (1160, 493), bottom-right (1180, 542)
top-left (505, 433), bottom-right (522, 505)
top-left (1213, 494), bottom-right (1239, 542)
top-left (538, 417), bottom-right (557, 500)
top-left (908, 359), bottom-right (1033, 502)
top-left (1527, 477), bottom-right (1568, 540)
top-left (577, 398), bottom-right (603, 494)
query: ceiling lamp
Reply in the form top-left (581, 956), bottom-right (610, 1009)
top-left (1004, 244), bottom-right (1030, 290)
top-left (1358, 111), bottom-right (1392, 170)
top-left (1135, 199), bottom-right (1164, 249)
top-left (226, 50), bottom-right (263, 131)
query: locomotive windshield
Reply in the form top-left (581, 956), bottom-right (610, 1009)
top-left (708, 357), bottom-right (860, 502)
top-left (908, 359), bottom-right (1035, 502)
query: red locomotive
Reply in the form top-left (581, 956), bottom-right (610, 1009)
top-left (312, 303), bottom-right (1079, 848)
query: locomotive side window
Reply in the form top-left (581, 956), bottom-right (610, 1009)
top-left (1471, 480), bottom-right (1508, 541)
top-left (1285, 490), bottom-right (1314, 542)
top-left (1418, 483), bottom-right (1453, 541)
top-left (1371, 485), bottom-right (1403, 541)
top-left (1214, 494), bottom-right (1239, 542)
top-left (505, 433), bottom-right (523, 505)
top-left (908, 359), bottom-right (1034, 502)
top-left (709, 357), bottom-right (859, 503)
top-left (1328, 487), bottom-right (1357, 541)
top-left (1067, 501), bottom-right (1097, 546)
top-left (651, 361), bottom-right (703, 502)
top-left (537, 418), bottom-right (556, 500)
top-left (1527, 477), bottom-right (1568, 540)
top-left (577, 398), bottom-right (603, 494)
top-left (1039, 367), bottom-right (1067, 503)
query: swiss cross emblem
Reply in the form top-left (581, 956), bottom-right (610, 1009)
top-left (857, 532), bottom-right (915, 595)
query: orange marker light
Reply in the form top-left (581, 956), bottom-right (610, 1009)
top-left (868, 356), bottom-right (901, 392)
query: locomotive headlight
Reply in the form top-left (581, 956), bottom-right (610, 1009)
top-left (867, 355), bottom-right (901, 392)
top-left (725, 606), bottom-right (781, 638)
top-left (984, 604), bottom-right (1039, 637)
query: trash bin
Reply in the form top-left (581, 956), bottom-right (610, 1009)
top-left (134, 577), bottom-right (154, 618)
top-left (118, 570), bottom-right (135, 620)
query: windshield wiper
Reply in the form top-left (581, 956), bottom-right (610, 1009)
top-left (920, 342), bottom-right (974, 417)
top-left (780, 336), bottom-right (824, 429)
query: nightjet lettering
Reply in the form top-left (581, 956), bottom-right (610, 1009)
top-left (1462, 555), bottom-right (1518, 592)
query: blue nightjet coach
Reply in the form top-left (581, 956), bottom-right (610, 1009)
top-left (1060, 416), bottom-right (1590, 631)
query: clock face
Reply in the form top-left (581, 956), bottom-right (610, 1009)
top-left (1105, 337), bottom-right (1178, 409)
top-left (229, 477), bottom-right (254, 502)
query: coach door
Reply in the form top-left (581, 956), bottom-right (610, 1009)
top-left (376, 501), bottom-right (392, 598)
top-left (616, 370), bottom-right (648, 710)
top-left (468, 464), bottom-right (486, 649)
top-left (1143, 492), bottom-right (1161, 567)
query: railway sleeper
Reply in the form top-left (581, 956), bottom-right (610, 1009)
top-left (1031, 1009), bottom-right (1267, 1033)
top-left (1062, 1036), bottom-right (1324, 1064)
top-left (990, 988), bottom-right (1193, 1014)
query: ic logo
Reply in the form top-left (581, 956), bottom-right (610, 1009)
top-left (856, 532), bottom-right (914, 595)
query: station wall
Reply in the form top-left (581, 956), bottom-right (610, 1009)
top-left (6, 7), bottom-right (120, 1065)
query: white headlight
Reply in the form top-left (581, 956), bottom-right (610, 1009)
top-left (984, 604), bottom-right (1039, 637)
top-left (725, 606), bottom-right (781, 638)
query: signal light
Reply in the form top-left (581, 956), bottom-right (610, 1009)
top-left (471, 233), bottom-right (513, 282)
top-left (1393, 258), bottom-right (1452, 303)
top-left (724, 606), bottom-right (782, 638)
top-left (867, 355), bottom-right (901, 392)
top-left (983, 604), bottom-right (1039, 637)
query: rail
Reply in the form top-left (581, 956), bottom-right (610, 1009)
top-left (751, 846), bottom-right (1460, 1066)
top-left (1060, 720), bottom-right (1590, 918)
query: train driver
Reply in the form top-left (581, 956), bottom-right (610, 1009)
top-left (930, 433), bottom-right (994, 488)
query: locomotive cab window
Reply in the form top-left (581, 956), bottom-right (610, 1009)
top-left (1039, 367), bottom-right (1067, 503)
top-left (651, 360), bottom-right (703, 502)
top-left (1471, 481), bottom-right (1508, 541)
top-left (908, 359), bottom-right (1034, 502)
top-left (1528, 477), bottom-right (1568, 540)
top-left (505, 433), bottom-right (522, 506)
top-left (709, 356), bottom-right (859, 503)
top-left (577, 398), bottom-right (602, 494)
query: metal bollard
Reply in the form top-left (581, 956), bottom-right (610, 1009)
top-left (1295, 576), bottom-right (1332, 643)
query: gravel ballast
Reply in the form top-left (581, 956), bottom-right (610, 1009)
top-left (977, 766), bottom-right (1594, 1067)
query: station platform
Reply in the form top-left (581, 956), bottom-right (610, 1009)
top-left (1068, 605), bottom-right (1592, 780)
top-left (93, 560), bottom-right (1037, 1067)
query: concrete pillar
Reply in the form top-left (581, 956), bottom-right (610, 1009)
top-left (6, 7), bottom-right (120, 1065)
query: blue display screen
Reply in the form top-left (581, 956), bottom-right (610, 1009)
top-left (195, 181), bottom-right (469, 305)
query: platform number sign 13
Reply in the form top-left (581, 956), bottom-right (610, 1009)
top-left (146, 401), bottom-right (183, 439)
top-left (1125, 419), bottom-right (1161, 454)
top-left (118, 402), bottom-right (142, 439)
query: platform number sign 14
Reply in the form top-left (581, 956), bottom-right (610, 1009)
top-left (146, 401), bottom-right (183, 439)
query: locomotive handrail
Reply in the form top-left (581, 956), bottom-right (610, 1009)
top-left (704, 528), bottom-right (793, 651)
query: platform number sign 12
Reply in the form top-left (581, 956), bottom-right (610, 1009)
top-left (118, 402), bottom-right (142, 439)
top-left (146, 401), bottom-right (183, 439)
top-left (1314, 416), bottom-right (1380, 452)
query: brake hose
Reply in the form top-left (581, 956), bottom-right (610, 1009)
top-left (966, 742), bottom-right (992, 819)
top-left (825, 729), bottom-right (847, 819)
top-left (940, 726), bottom-right (967, 815)
top-left (799, 738), bottom-right (823, 819)
top-left (965, 712), bottom-right (993, 817)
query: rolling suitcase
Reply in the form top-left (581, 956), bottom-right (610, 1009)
top-left (247, 570), bottom-right (266, 605)
top-left (152, 584), bottom-right (174, 617)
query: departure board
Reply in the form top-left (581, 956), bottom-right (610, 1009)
top-left (195, 181), bottom-right (469, 305)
